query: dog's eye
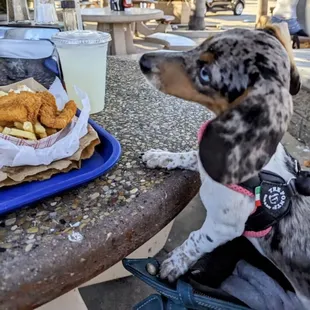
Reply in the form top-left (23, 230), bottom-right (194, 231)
top-left (199, 67), bottom-right (210, 84)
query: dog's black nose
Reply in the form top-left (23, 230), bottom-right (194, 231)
top-left (139, 55), bottom-right (153, 74)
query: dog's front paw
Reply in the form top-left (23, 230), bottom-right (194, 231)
top-left (160, 249), bottom-right (192, 282)
top-left (142, 149), bottom-right (176, 170)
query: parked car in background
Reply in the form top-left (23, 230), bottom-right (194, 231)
top-left (206, 0), bottom-right (245, 15)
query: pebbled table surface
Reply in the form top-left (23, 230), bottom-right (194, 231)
top-left (0, 57), bottom-right (212, 309)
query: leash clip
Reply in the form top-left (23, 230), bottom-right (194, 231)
top-left (287, 177), bottom-right (298, 196)
top-left (294, 159), bottom-right (301, 174)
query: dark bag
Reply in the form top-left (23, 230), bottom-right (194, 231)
top-left (123, 237), bottom-right (296, 310)
top-left (123, 258), bottom-right (249, 310)
top-left (0, 26), bottom-right (62, 88)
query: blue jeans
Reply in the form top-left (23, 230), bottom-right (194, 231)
top-left (271, 16), bottom-right (302, 35)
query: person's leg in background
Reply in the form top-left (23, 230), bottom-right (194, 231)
top-left (295, 29), bottom-right (308, 36)
top-left (271, 16), bottom-right (309, 48)
top-left (288, 18), bottom-right (308, 48)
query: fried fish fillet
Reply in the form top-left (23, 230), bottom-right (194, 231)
top-left (0, 92), bottom-right (42, 123)
top-left (0, 91), bottom-right (77, 129)
top-left (37, 92), bottom-right (77, 129)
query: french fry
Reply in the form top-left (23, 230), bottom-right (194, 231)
top-left (0, 126), bottom-right (3, 133)
top-left (2, 127), bottom-right (37, 140)
top-left (34, 122), bottom-right (46, 135)
top-left (23, 121), bottom-right (34, 133)
top-left (39, 132), bottom-right (48, 139)
top-left (46, 128), bottom-right (57, 136)
top-left (14, 122), bottom-right (24, 130)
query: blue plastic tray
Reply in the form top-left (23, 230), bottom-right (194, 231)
top-left (0, 118), bottom-right (122, 216)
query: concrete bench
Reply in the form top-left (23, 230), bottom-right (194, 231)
top-left (135, 15), bottom-right (175, 36)
top-left (159, 15), bottom-right (175, 24)
top-left (144, 32), bottom-right (197, 51)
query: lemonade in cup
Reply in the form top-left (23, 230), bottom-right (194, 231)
top-left (52, 30), bottom-right (111, 114)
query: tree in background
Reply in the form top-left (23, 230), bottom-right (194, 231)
top-left (189, 0), bottom-right (206, 30)
top-left (256, 0), bottom-right (268, 23)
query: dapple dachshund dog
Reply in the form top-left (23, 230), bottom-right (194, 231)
top-left (139, 25), bottom-right (310, 308)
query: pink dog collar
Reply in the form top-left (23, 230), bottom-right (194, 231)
top-left (197, 120), bottom-right (272, 238)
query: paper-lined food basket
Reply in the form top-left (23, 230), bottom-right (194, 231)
top-left (0, 78), bottom-right (70, 149)
top-left (0, 78), bottom-right (101, 187)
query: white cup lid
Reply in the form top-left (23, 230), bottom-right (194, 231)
top-left (52, 30), bottom-right (111, 46)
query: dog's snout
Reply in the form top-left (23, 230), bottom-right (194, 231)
top-left (140, 55), bottom-right (153, 74)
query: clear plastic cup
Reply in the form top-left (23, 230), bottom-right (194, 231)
top-left (52, 30), bottom-right (111, 114)
top-left (34, 0), bottom-right (58, 24)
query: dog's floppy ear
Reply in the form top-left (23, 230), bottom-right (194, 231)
top-left (258, 22), bottom-right (301, 95)
top-left (199, 82), bottom-right (293, 185)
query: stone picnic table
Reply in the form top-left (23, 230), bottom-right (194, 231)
top-left (81, 8), bottom-right (164, 55)
top-left (0, 57), bottom-right (212, 309)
